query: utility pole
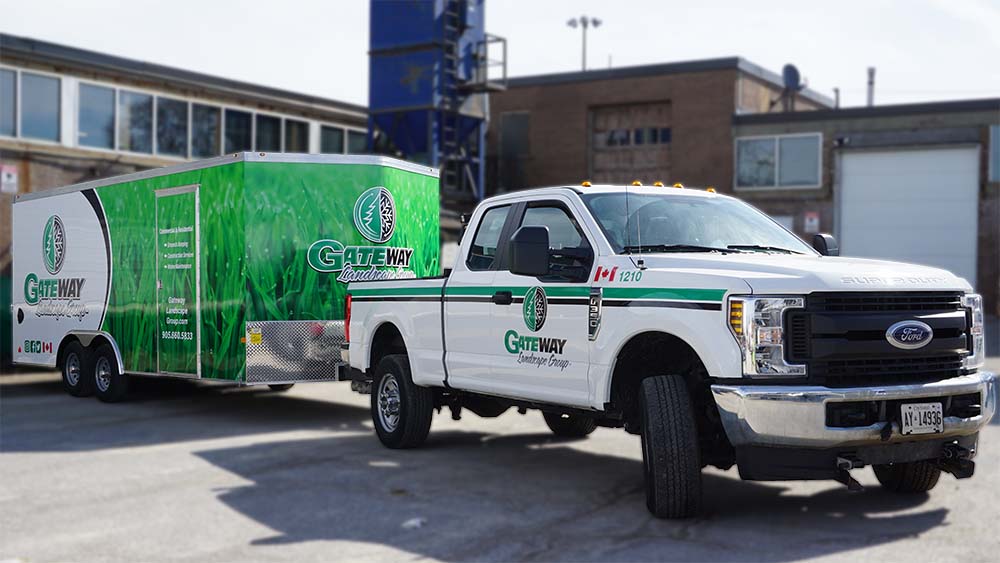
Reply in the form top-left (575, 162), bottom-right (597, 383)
top-left (567, 16), bottom-right (602, 71)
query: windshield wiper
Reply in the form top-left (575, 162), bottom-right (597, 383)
top-left (726, 244), bottom-right (805, 255)
top-left (623, 244), bottom-right (739, 254)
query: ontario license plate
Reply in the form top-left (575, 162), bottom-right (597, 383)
top-left (900, 402), bottom-right (944, 435)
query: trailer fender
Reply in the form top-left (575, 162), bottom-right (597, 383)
top-left (60, 331), bottom-right (124, 374)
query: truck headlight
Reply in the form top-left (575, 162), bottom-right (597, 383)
top-left (728, 296), bottom-right (806, 377)
top-left (962, 293), bottom-right (985, 370)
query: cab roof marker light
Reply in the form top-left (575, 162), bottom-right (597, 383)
top-left (581, 180), bottom-right (592, 187)
top-left (673, 183), bottom-right (684, 188)
top-left (653, 181), bottom-right (664, 187)
top-left (631, 180), bottom-right (642, 186)
top-left (706, 187), bottom-right (716, 193)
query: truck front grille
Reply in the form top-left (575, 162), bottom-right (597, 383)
top-left (787, 292), bottom-right (971, 387)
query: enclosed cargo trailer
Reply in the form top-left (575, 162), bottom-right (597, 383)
top-left (11, 153), bottom-right (439, 400)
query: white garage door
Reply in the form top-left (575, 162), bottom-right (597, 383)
top-left (840, 147), bottom-right (979, 285)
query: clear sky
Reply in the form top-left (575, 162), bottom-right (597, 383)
top-left (3, 0), bottom-right (998, 108)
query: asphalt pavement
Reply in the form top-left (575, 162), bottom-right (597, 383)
top-left (2, 364), bottom-right (999, 563)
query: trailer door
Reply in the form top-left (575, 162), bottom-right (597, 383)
top-left (155, 185), bottom-right (201, 377)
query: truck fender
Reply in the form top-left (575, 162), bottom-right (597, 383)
top-left (59, 331), bottom-right (124, 374)
top-left (598, 329), bottom-right (712, 408)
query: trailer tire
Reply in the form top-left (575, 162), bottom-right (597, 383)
top-left (371, 354), bottom-right (433, 449)
top-left (93, 344), bottom-right (129, 403)
top-left (873, 461), bottom-right (941, 493)
top-left (267, 384), bottom-right (295, 392)
top-left (639, 375), bottom-right (702, 518)
top-left (542, 412), bottom-right (597, 438)
top-left (61, 341), bottom-right (94, 397)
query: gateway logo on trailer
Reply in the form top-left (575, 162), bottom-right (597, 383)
top-left (42, 215), bottom-right (66, 275)
top-left (523, 286), bottom-right (548, 332)
top-left (353, 187), bottom-right (396, 243)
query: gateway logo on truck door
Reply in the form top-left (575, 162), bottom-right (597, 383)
top-left (523, 286), bottom-right (548, 332)
top-left (42, 215), bottom-right (66, 274)
top-left (353, 187), bottom-right (396, 243)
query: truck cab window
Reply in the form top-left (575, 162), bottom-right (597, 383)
top-left (520, 204), bottom-right (592, 282)
top-left (467, 205), bottom-right (510, 271)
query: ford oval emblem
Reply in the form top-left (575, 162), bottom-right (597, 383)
top-left (886, 320), bottom-right (934, 350)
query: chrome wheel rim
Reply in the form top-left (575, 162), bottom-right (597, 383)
top-left (377, 374), bottom-right (401, 432)
top-left (65, 353), bottom-right (81, 386)
top-left (95, 357), bottom-right (112, 393)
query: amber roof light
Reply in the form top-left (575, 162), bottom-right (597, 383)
top-left (581, 180), bottom-right (592, 187)
top-left (631, 180), bottom-right (643, 186)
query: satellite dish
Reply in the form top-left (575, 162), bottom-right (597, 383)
top-left (782, 64), bottom-right (802, 91)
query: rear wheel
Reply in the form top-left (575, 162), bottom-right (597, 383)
top-left (371, 354), bottom-right (433, 449)
top-left (61, 341), bottom-right (93, 397)
top-left (640, 375), bottom-right (702, 518)
top-left (93, 344), bottom-right (129, 403)
top-left (873, 461), bottom-right (941, 493)
top-left (542, 412), bottom-right (597, 438)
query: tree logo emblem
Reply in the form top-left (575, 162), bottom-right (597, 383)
top-left (522, 286), bottom-right (548, 332)
top-left (353, 186), bottom-right (396, 243)
top-left (42, 215), bottom-right (66, 275)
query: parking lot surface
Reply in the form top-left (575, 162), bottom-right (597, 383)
top-left (2, 366), bottom-right (999, 563)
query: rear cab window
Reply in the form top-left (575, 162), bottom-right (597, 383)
top-left (466, 205), bottom-right (511, 271)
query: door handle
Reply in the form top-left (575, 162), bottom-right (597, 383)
top-left (492, 291), bottom-right (513, 305)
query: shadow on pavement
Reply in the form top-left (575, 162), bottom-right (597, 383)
top-left (0, 376), bottom-right (369, 452)
top-left (195, 431), bottom-right (944, 563)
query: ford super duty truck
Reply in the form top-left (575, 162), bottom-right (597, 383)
top-left (342, 183), bottom-right (996, 518)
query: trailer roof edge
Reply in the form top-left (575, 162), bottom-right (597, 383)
top-left (15, 153), bottom-right (440, 202)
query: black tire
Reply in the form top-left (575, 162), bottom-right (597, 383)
top-left (639, 375), bottom-right (702, 518)
top-left (873, 461), bottom-right (941, 493)
top-left (543, 412), bottom-right (597, 438)
top-left (60, 341), bottom-right (94, 397)
top-left (371, 354), bottom-right (433, 449)
top-left (93, 344), bottom-right (129, 403)
top-left (268, 384), bottom-right (295, 392)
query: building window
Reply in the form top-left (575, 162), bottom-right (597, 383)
top-left (347, 130), bottom-right (366, 153)
top-left (1, 69), bottom-right (15, 137)
top-left (118, 90), bottom-right (152, 153)
top-left (990, 125), bottom-right (1000, 183)
top-left (191, 104), bottom-right (220, 158)
top-left (320, 125), bottom-right (344, 153)
top-left (20, 72), bottom-right (60, 142)
top-left (256, 114), bottom-right (281, 152)
top-left (735, 133), bottom-right (821, 189)
top-left (284, 119), bottom-right (309, 153)
top-left (156, 97), bottom-right (188, 157)
top-left (224, 109), bottom-right (252, 153)
top-left (78, 83), bottom-right (115, 149)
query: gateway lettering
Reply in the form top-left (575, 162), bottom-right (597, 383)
top-left (504, 329), bottom-right (566, 355)
top-left (24, 273), bottom-right (85, 305)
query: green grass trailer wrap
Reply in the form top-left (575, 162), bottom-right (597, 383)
top-left (11, 153), bottom-right (440, 384)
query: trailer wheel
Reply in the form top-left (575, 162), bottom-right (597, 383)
top-left (873, 461), bottom-right (941, 493)
top-left (371, 354), bottom-right (433, 449)
top-left (542, 412), bottom-right (597, 438)
top-left (93, 344), bottom-right (129, 403)
top-left (267, 384), bottom-right (295, 392)
top-left (639, 375), bottom-right (702, 518)
top-left (61, 341), bottom-right (94, 397)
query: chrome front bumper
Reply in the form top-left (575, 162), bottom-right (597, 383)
top-left (711, 371), bottom-right (997, 449)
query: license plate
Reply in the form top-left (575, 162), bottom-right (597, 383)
top-left (900, 402), bottom-right (944, 435)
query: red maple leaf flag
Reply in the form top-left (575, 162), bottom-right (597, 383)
top-left (593, 266), bottom-right (618, 282)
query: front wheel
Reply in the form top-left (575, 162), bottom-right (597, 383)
top-left (873, 461), bottom-right (941, 493)
top-left (61, 341), bottom-right (94, 397)
top-left (371, 354), bottom-right (433, 449)
top-left (93, 344), bottom-right (129, 403)
top-left (543, 412), bottom-right (597, 437)
top-left (640, 375), bottom-right (702, 518)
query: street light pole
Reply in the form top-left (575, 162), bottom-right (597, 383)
top-left (567, 15), bottom-right (602, 71)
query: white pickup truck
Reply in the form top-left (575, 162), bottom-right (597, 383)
top-left (343, 183), bottom-right (996, 518)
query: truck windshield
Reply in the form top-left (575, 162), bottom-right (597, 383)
top-left (580, 192), bottom-right (816, 255)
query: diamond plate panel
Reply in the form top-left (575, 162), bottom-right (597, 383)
top-left (245, 320), bottom-right (345, 384)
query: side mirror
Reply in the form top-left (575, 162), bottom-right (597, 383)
top-left (509, 226), bottom-right (550, 277)
top-left (812, 233), bottom-right (839, 256)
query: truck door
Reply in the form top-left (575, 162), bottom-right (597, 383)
top-left (443, 203), bottom-right (513, 391)
top-left (489, 199), bottom-right (594, 407)
top-left (155, 185), bottom-right (201, 377)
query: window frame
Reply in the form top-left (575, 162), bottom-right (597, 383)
top-left (0, 66), bottom-right (20, 139)
top-left (734, 132), bottom-right (823, 191)
top-left (465, 203), bottom-right (514, 272)
top-left (12, 67), bottom-right (63, 145)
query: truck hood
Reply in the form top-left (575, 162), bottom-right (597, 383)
top-left (631, 253), bottom-right (972, 294)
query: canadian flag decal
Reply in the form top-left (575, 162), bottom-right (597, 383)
top-left (594, 266), bottom-right (618, 282)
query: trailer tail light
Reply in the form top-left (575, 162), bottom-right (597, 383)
top-left (345, 294), bottom-right (352, 343)
top-left (309, 323), bottom-right (324, 337)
